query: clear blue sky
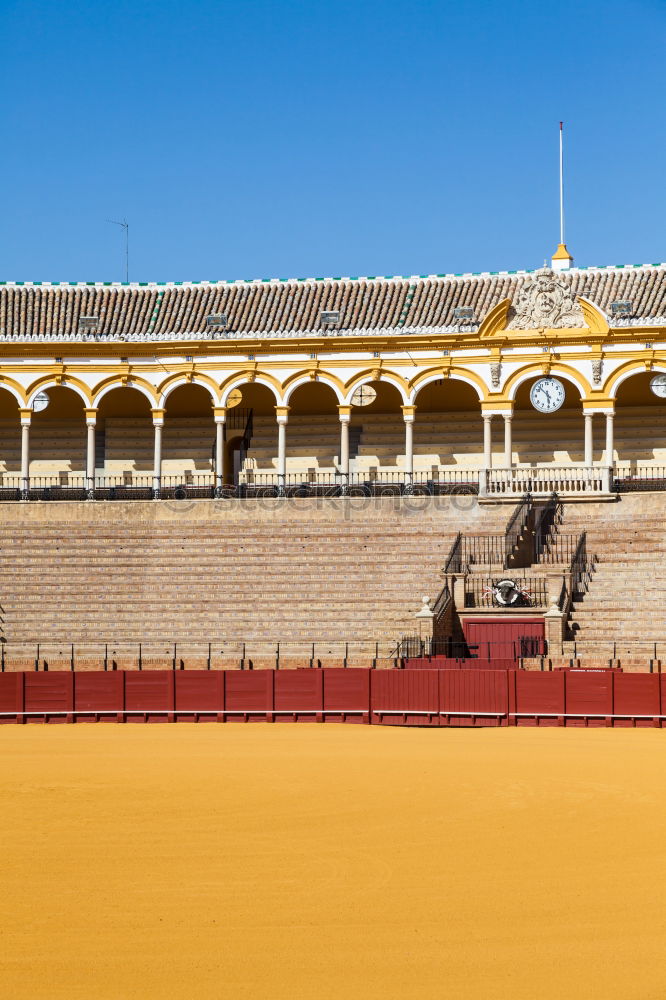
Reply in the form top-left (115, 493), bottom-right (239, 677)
top-left (1, 0), bottom-right (664, 281)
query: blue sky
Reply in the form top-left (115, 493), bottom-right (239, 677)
top-left (1, 0), bottom-right (664, 281)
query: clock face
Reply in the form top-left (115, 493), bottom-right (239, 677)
top-left (530, 377), bottom-right (565, 413)
top-left (651, 375), bottom-right (666, 398)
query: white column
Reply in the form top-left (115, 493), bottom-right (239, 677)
top-left (584, 412), bottom-right (593, 466)
top-left (483, 414), bottom-right (492, 468)
top-left (85, 409), bottom-right (97, 498)
top-left (338, 407), bottom-right (350, 480)
top-left (214, 412), bottom-right (225, 492)
top-left (275, 406), bottom-right (289, 492)
top-left (20, 409), bottom-right (31, 498)
top-left (152, 409), bottom-right (164, 496)
top-left (402, 406), bottom-right (415, 483)
top-left (605, 411), bottom-right (614, 466)
top-left (503, 413), bottom-right (513, 468)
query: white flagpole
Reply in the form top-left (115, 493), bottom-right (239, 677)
top-left (559, 121), bottom-right (565, 246)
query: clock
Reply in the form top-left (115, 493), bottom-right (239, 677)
top-left (530, 377), bottom-right (565, 413)
top-left (650, 375), bottom-right (666, 398)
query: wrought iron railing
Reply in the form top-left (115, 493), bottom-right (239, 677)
top-left (504, 493), bottom-right (532, 567)
top-left (464, 575), bottom-right (548, 609)
top-left (396, 635), bottom-right (547, 660)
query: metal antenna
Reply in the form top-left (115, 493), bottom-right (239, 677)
top-left (559, 122), bottom-right (565, 246)
top-left (107, 218), bottom-right (129, 282)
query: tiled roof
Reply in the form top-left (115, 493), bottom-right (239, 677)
top-left (1, 264), bottom-right (665, 342)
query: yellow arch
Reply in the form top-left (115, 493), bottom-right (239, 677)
top-left (408, 366), bottom-right (487, 403)
top-left (218, 370), bottom-right (282, 406)
top-left (603, 359), bottom-right (666, 399)
top-left (0, 377), bottom-right (29, 407)
top-left (503, 363), bottom-right (592, 402)
top-left (343, 369), bottom-right (409, 404)
top-left (26, 375), bottom-right (92, 407)
top-left (91, 375), bottom-right (159, 407)
top-left (158, 371), bottom-right (220, 406)
top-left (281, 369), bottom-right (345, 404)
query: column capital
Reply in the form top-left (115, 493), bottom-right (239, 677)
top-left (337, 405), bottom-right (352, 421)
top-left (85, 407), bottom-right (98, 425)
top-left (151, 407), bottom-right (165, 425)
top-left (401, 405), bottom-right (416, 422)
top-left (19, 408), bottom-right (32, 425)
top-left (213, 406), bottom-right (227, 422)
top-left (275, 405), bottom-right (290, 423)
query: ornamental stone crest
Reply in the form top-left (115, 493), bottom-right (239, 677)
top-left (507, 268), bottom-right (585, 330)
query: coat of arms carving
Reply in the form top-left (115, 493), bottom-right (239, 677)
top-left (507, 268), bottom-right (584, 330)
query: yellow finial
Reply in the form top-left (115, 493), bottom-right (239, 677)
top-left (552, 242), bottom-right (573, 271)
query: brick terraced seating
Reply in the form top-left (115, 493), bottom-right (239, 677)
top-left (0, 497), bottom-right (509, 663)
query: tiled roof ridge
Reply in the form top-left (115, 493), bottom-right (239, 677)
top-left (2, 261), bottom-right (666, 289)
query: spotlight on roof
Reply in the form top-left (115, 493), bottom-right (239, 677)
top-left (206, 313), bottom-right (228, 329)
top-left (79, 316), bottom-right (100, 338)
top-left (453, 306), bottom-right (475, 322)
top-left (320, 310), bottom-right (341, 328)
top-left (610, 301), bottom-right (632, 317)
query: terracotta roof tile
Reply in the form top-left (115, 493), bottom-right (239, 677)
top-left (1, 265), bottom-right (666, 341)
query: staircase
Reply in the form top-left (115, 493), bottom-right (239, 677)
top-left (564, 494), bottom-right (666, 653)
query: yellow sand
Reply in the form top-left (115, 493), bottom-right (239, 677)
top-left (0, 726), bottom-right (665, 1000)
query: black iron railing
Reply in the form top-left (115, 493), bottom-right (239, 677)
top-left (533, 492), bottom-right (564, 561)
top-left (464, 575), bottom-right (548, 609)
top-left (570, 530), bottom-right (594, 598)
top-left (396, 635), bottom-right (547, 660)
top-left (504, 493), bottom-right (532, 568)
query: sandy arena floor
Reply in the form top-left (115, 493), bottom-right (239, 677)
top-left (0, 725), bottom-right (665, 999)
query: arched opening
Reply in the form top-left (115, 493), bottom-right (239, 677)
top-left (226, 383), bottom-right (278, 483)
top-left (163, 384), bottom-right (215, 481)
top-left (512, 376), bottom-right (587, 466)
top-left (0, 390), bottom-right (20, 481)
top-left (413, 379), bottom-right (483, 472)
top-left (30, 387), bottom-right (85, 482)
top-left (614, 372), bottom-right (666, 471)
top-left (286, 382), bottom-right (341, 474)
top-left (350, 380), bottom-right (404, 474)
top-left (96, 387), bottom-right (153, 481)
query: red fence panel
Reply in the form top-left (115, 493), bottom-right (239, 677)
top-left (24, 672), bottom-right (74, 722)
top-left (124, 671), bottom-right (174, 722)
top-left (372, 670), bottom-right (439, 725)
top-left (515, 671), bottom-right (565, 726)
top-left (74, 672), bottom-right (124, 722)
top-left (224, 670), bottom-right (273, 721)
top-left (274, 670), bottom-right (323, 721)
top-left (0, 673), bottom-right (23, 723)
top-left (564, 671), bottom-right (613, 725)
top-left (440, 669), bottom-right (508, 726)
top-left (613, 673), bottom-right (661, 726)
top-left (322, 669), bottom-right (370, 723)
top-left (174, 671), bottom-right (224, 721)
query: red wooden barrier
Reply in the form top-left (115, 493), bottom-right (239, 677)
top-left (372, 670), bottom-right (439, 726)
top-left (613, 673), bottom-right (661, 727)
top-left (274, 670), bottom-right (323, 722)
top-left (322, 668), bottom-right (370, 724)
top-left (564, 670), bottom-right (613, 726)
top-left (25, 672), bottom-right (74, 723)
top-left (515, 671), bottom-right (565, 726)
top-left (0, 667), bottom-right (664, 727)
top-left (74, 672), bottom-right (124, 722)
top-left (174, 671), bottom-right (224, 722)
top-left (440, 670), bottom-right (507, 727)
top-left (224, 670), bottom-right (273, 722)
top-left (0, 673), bottom-right (22, 723)
top-left (125, 672), bottom-right (174, 723)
